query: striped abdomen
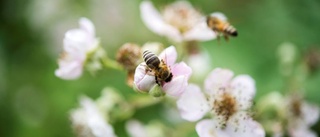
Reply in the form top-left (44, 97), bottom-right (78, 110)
top-left (223, 25), bottom-right (237, 37)
top-left (143, 50), bottom-right (160, 69)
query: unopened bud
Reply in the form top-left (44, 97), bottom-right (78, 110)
top-left (149, 84), bottom-right (165, 97)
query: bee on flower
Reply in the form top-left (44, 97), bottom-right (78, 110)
top-left (177, 68), bottom-right (265, 137)
top-left (133, 46), bottom-right (192, 97)
top-left (140, 1), bottom-right (216, 43)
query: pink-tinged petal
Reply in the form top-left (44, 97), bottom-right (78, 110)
top-left (177, 84), bottom-right (210, 121)
top-left (289, 126), bottom-right (317, 137)
top-left (171, 62), bottom-right (192, 79)
top-left (196, 119), bottom-right (230, 137)
top-left (55, 60), bottom-right (83, 80)
top-left (159, 46), bottom-right (177, 66)
top-left (209, 12), bottom-right (228, 22)
top-left (140, 1), bottom-right (182, 42)
top-left (230, 75), bottom-right (256, 110)
top-left (204, 68), bottom-right (234, 94)
top-left (162, 75), bottom-right (187, 97)
top-left (79, 18), bottom-right (99, 52)
top-left (226, 112), bottom-right (265, 137)
top-left (79, 17), bottom-right (95, 37)
top-left (133, 63), bottom-right (157, 92)
top-left (183, 20), bottom-right (217, 41)
top-left (64, 29), bottom-right (90, 54)
top-left (301, 102), bottom-right (319, 126)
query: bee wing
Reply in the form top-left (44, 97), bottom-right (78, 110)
top-left (209, 12), bottom-right (228, 21)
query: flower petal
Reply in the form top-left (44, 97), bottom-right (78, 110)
top-left (162, 75), bottom-right (187, 97)
top-left (289, 125), bottom-right (317, 137)
top-left (159, 46), bottom-right (177, 66)
top-left (126, 120), bottom-right (148, 137)
top-left (204, 68), bottom-right (234, 94)
top-left (210, 12), bottom-right (228, 22)
top-left (140, 1), bottom-right (182, 42)
top-left (230, 75), bottom-right (256, 110)
top-left (301, 102), bottom-right (319, 126)
top-left (133, 63), bottom-right (157, 92)
top-left (55, 60), bottom-right (83, 80)
top-left (183, 20), bottom-right (217, 41)
top-left (196, 119), bottom-right (230, 137)
top-left (226, 112), bottom-right (265, 137)
top-left (171, 62), bottom-right (192, 79)
top-left (63, 29), bottom-right (90, 54)
top-left (177, 84), bottom-right (210, 121)
top-left (71, 96), bottom-right (117, 137)
top-left (79, 17), bottom-right (99, 52)
top-left (79, 17), bottom-right (95, 37)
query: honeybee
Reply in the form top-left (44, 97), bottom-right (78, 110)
top-left (143, 50), bottom-right (173, 85)
top-left (206, 13), bottom-right (238, 41)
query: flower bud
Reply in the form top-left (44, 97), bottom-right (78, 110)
top-left (277, 42), bottom-right (297, 76)
top-left (149, 84), bottom-right (165, 97)
top-left (304, 47), bottom-right (320, 73)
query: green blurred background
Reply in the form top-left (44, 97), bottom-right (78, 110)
top-left (1, 0), bottom-right (320, 136)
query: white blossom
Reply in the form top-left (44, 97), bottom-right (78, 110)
top-left (177, 68), bottom-right (265, 137)
top-left (70, 96), bottom-right (117, 137)
top-left (140, 1), bottom-right (215, 42)
top-left (55, 17), bottom-right (99, 80)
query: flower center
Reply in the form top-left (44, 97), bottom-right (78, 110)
top-left (212, 93), bottom-right (237, 127)
top-left (162, 2), bottom-right (202, 34)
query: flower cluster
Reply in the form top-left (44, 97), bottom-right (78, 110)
top-left (54, 1), bottom-right (320, 137)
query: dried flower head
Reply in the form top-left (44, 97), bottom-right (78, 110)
top-left (116, 43), bottom-right (142, 71)
top-left (304, 47), bottom-right (320, 73)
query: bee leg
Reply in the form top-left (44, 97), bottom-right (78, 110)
top-left (155, 76), bottom-right (160, 85)
top-left (224, 34), bottom-right (229, 42)
top-left (217, 34), bottom-right (221, 44)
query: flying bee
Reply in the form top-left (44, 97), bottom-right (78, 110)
top-left (143, 50), bottom-right (173, 85)
top-left (206, 13), bottom-right (238, 41)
